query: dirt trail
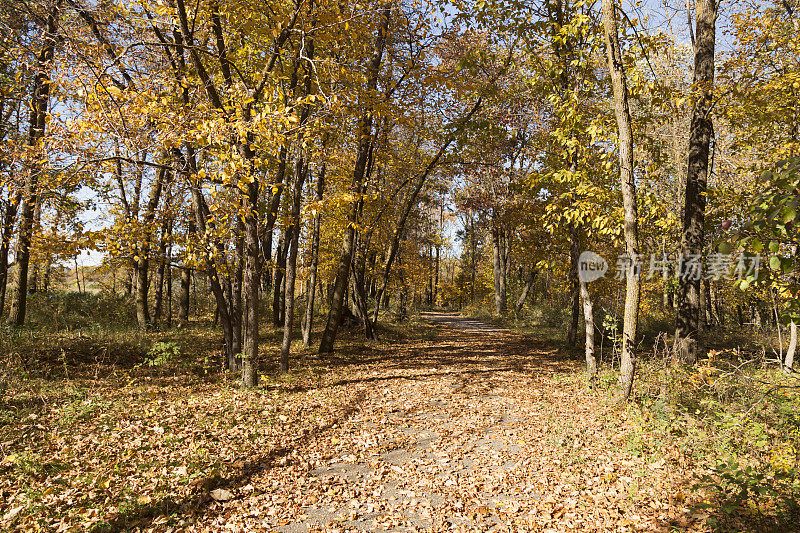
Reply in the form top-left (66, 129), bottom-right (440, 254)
top-left (192, 314), bottom-right (686, 532)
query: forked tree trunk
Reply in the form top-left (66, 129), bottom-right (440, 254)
top-left (675, 0), bottom-right (717, 364)
top-left (602, 0), bottom-right (641, 398)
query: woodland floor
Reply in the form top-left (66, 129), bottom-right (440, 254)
top-left (0, 313), bottom-right (743, 532)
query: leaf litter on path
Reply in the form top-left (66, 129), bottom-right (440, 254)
top-left (0, 316), bottom-right (705, 532)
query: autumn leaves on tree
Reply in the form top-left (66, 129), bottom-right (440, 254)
top-left (0, 0), bottom-right (798, 391)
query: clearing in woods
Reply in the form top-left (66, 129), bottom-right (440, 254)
top-left (189, 313), bottom-right (694, 532)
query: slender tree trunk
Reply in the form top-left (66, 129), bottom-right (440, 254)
top-left (272, 231), bottom-right (286, 326)
top-left (567, 225), bottom-right (580, 348)
top-left (491, 222), bottom-right (507, 317)
top-left (166, 242), bottom-right (173, 327)
top-left (134, 164), bottom-right (167, 329)
top-left (675, 0), bottom-right (717, 364)
top-left (231, 214), bottom-right (244, 370)
top-left (302, 162), bottom-right (326, 346)
top-left (27, 199), bottom-right (43, 293)
top-left (281, 158), bottom-right (308, 371)
top-left (580, 280), bottom-right (597, 388)
top-left (8, 0), bottom-right (61, 326)
top-left (785, 321), bottom-right (797, 373)
top-left (178, 266), bottom-right (191, 326)
top-left (515, 268), bottom-right (537, 317)
top-left (240, 163), bottom-right (261, 386)
top-left (152, 218), bottom-right (171, 324)
top-left (0, 191), bottom-right (21, 314)
top-left (351, 247), bottom-right (375, 340)
top-left (470, 215), bottom-right (476, 304)
top-left (603, 0), bottom-right (641, 398)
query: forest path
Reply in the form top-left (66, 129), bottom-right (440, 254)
top-left (192, 315), bottom-right (686, 532)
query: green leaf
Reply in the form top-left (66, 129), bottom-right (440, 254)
top-left (769, 256), bottom-right (782, 270)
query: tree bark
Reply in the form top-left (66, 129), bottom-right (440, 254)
top-left (27, 199), bottom-right (43, 293)
top-left (515, 268), bottom-right (537, 317)
top-left (240, 175), bottom-right (260, 387)
top-left (0, 191), bottom-right (21, 314)
top-left (8, 0), bottom-right (61, 326)
top-left (567, 225), bottom-right (580, 348)
top-left (674, 0), bottom-right (717, 364)
top-left (602, 0), bottom-right (641, 399)
top-left (230, 213), bottom-right (244, 370)
top-left (580, 280), bottom-right (597, 388)
top-left (491, 222), bottom-right (507, 317)
top-left (272, 229), bottom-right (287, 326)
top-left (785, 321), bottom-right (797, 373)
top-left (178, 265), bottom-right (191, 327)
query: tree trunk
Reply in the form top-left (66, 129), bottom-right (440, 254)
top-left (241, 175), bottom-right (260, 387)
top-left (134, 163), bottom-right (167, 329)
top-left (178, 266), bottom-right (191, 326)
top-left (603, 0), bottom-right (641, 399)
top-left (302, 162), bottom-right (326, 346)
top-left (272, 231), bottom-right (286, 326)
top-left (351, 248), bottom-right (375, 340)
top-left (491, 223), bottom-right (507, 317)
top-left (152, 217), bottom-right (171, 324)
top-left (580, 280), bottom-right (597, 388)
top-left (26, 199), bottom-right (43, 293)
top-left (281, 158), bottom-right (308, 371)
top-left (515, 268), bottom-right (537, 317)
top-left (567, 225), bottom-right (580, 348)
top-left (231, 214), bottom-right (244, 370)
top-left (674, 0), bottom-right (717, 364)
top-left (166, 242), bottom-right (173, 327)
top-left (785, 321), bottom-right (797, 374)
top-left (319, 4), bottom-right (391, 354)
top-left (8, 0), bottom-right (61, 326)
top-left (0, 191), bottom-right (21, 314)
